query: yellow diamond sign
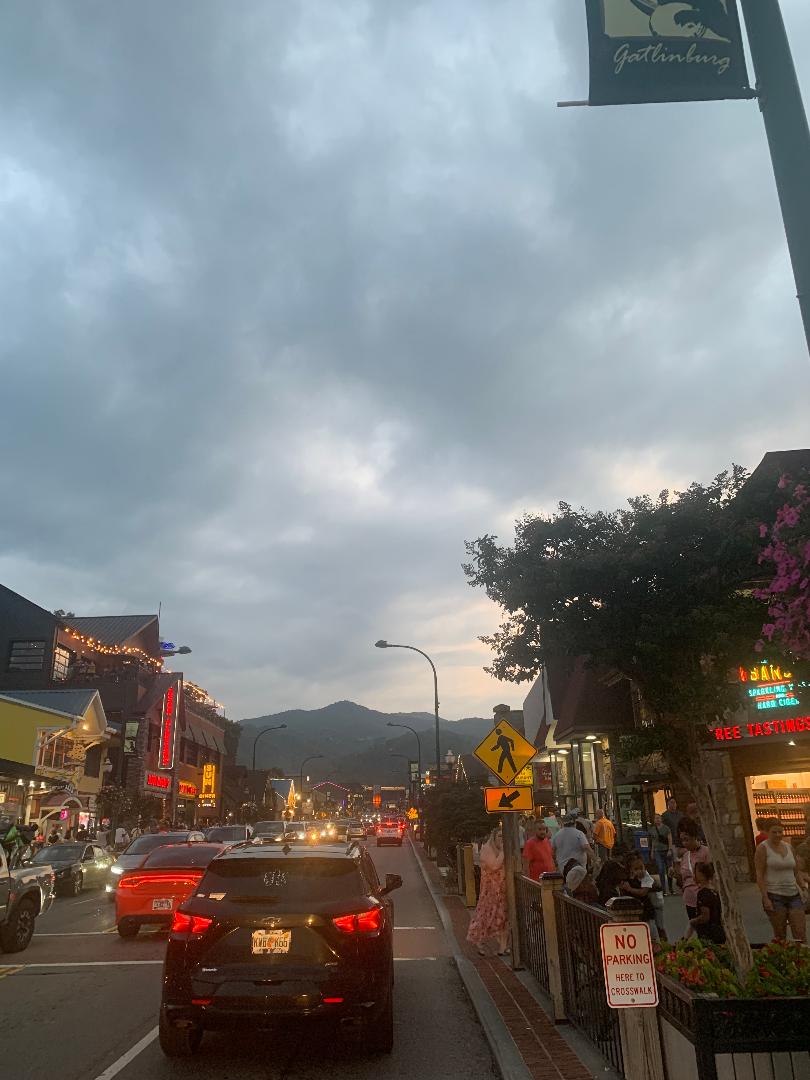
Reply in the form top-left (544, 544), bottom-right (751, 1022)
top-left (473, 719), bottom-right (536, 785)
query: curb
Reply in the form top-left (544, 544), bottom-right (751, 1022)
top-left (408, 837), bottom-right (532, 1080)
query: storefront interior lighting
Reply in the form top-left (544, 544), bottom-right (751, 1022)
top-left (557, 748), bottom-right (570, 755)
top-left (585, 735), bottom-right (598, 741)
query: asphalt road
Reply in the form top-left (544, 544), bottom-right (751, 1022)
top-left (1, 838), bottom-right (497, 1080)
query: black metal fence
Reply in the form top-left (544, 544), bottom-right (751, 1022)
top-left (514, 875), bottom-right (549, 992)
top-left (553, 891), bottom-right (623, 1076)
top-left (658, 972), bottom-right (810, 1080)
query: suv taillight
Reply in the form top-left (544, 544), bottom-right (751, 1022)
top-left (332, 907), bottom-right (383, 934)
top-left (171, 911), bottom-right (213, 936)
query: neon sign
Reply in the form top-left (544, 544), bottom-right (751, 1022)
top-left (145, 772), bottom-right (172, 792)
top-left (736, 661), bottom-right (800, 712)
top-left (178, 781), bottom-right (197, 798)
top-left (199, 762), bottom-right (217, 799)
top-left (158, 685), bottom-right (176, 769)
top-left (712, 716), bottom-right (810, 742)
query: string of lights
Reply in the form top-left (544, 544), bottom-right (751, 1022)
top-left (61, 626), bottom-right (164, 669)
top-left (184, 680), bottom-right (225, 714)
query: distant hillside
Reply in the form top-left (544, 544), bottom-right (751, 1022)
top-left (237, 700), bottom-right (492, 786)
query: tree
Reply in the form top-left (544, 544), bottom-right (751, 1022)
top-left (755, 471), bottom-right (810, 658)
top-left (464, 467), bottom-right (765, 977)
top-left (420, 785), bottom-right (493, 867)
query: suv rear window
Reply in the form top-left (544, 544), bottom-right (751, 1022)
top-left (142, 844), bottom-right (223, 868)
top-left (198, 858), bottom-right (363, 902)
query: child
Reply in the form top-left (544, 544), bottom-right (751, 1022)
top-left (644, 860), bottom-right (668, 942)
top-left (687, 861), bottom-right (726, 945)
top-left (619, 854), bottom-right (656, 928)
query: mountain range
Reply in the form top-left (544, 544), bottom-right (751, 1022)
top-left (237, 700), bottom-right (493, 786)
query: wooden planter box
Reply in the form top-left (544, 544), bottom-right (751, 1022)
top-left (657, 972), bottom-right (810, 1080)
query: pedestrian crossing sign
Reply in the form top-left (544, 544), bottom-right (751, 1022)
top-left (473, 719), bottom-right (536, 784)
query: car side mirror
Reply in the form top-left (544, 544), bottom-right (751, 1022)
top-left (382, 873), bottom-right (402, 895)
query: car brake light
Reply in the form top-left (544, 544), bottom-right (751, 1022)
top-left (118, 871), bottom-right (203, 890)
top-left (171, 911), bottom-right (213, 935)
top-left (332, 907), bottom-right (383, 934)
top-left (191, 998), bottom-right (213, 1006)
top-left (323, 997), bottom-right (344, 1004)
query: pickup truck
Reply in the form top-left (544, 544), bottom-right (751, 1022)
top-left (0, 845), bottom-right (55, 953)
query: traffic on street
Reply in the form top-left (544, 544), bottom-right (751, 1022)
top-left (0, 835), bottom-right (497, 1080)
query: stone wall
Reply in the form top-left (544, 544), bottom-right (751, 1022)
top-left (702, 749), bottom-right (751, 882)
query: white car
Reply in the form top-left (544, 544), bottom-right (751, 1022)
top-left (376, 820), bottom-right (404, 847)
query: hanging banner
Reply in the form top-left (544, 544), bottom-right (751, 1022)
top-left (584, 0), bottom-right (751, 106)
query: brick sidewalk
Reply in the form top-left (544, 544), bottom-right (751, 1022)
top-left (413, 844), bottom-right (594, 1080)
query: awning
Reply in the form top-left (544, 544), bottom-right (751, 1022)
top-left (208, 731), bottom-right (225, 755)
top-left (0, 757), bottom-right (62, 786)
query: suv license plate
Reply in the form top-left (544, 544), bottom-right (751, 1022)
top-left (152, 898), bottom-right (173, 911)
top-left (252, 930), bottom-right (292, 955)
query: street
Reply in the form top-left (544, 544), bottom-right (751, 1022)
top-left (0, 840), bottom-right (497, 1080)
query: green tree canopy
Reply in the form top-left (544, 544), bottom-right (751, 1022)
top-left (464, 466), bottom-right (764, 757)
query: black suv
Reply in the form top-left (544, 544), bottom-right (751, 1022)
top-left (159, 842), bottom-right (402, 1057)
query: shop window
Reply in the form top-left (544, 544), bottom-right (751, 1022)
top-left (8, 640), bottom-right (46, 671)
top-left (37, 735), bottom-right (73, 770)
top-left (52, 645), bottom-right (72, 682)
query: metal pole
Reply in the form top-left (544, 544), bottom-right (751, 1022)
top-left (739, 0), bottom-right (810, 355)
top-left (377, 644), bottom-right (441, 781)
top-left (387, 722), bottom-right (422, 792)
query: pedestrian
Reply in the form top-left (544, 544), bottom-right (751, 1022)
top-left (645, 860), bottom-right (668, 942)
top-left (571, 806), bottom-right (594, 841)
top-left (47, 826), bottom-right (60, 844)
top-left (754, 818), bottom-right (808, 943)
top-left (76, 825), bottom-right (88, 841)
top-left (674, 818), bottom-right (710, 920)
top-left (593, 808), bottom-right (616, 864)
top-left (563, 860), bottom-right (599, 903)
top-left (96, 825), bottom-right (109, 848)
top-left (619, 853), bottom-right (656, 927)
top-left (661, 797), bottom-right (682, 844)
top-left (754, 817), bottom-right (769, 847)
top-left (467, 826), bottom-right (509, 958)
top-left (552, 812), bottom-right (593, 871)
top-left (114, 824), bottom-right (130, 848)
top-left (684, 802), bottom-right (707, 844)
top-left (687, 862), bottom-right (725, 945)
top-left (64, 826), bottom-right (73, 841)
top-left (648, 813), bottom-right (674, 895)
top-left (522, 821), bottom-right (555, 881)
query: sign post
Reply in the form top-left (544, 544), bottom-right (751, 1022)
top-left (578, 0), bottom-right (810, 359)
top-left (600, 918), bottom-right (664, 1080)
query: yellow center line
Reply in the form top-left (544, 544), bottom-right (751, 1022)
top-left (0, 965), bottom-right (24, 980)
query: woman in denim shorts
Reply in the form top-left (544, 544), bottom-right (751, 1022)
top-left (754, 818), bottom-right (808, 943)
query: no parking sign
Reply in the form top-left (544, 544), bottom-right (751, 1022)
top-left (599, 922), bottom-right (658, 1009)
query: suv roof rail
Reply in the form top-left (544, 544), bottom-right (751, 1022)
top-left (345, 841), bottom-right (362, 857)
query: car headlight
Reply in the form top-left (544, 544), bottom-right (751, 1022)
top-left (110, 865), bottom-right (124, 876)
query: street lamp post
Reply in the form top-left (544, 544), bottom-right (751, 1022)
top-left (375, 640), bottom-right (441, 783)
top-left (386, 721), bottom-right (422, 794)
top-left (251, 724), bottom-right (287, 773)
top-left (299, 755), bottom-right (324, 820)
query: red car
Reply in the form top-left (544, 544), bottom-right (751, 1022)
top-left (116, 843), bottom-right (223, 938)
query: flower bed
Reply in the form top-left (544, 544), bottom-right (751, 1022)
top-left (655, 941), bottom-right (810, 1080)
top-left (655, 939), bottom-right (810, 998)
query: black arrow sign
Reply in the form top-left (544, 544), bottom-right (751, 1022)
top-left (498, 790), bottom-right (520, 808)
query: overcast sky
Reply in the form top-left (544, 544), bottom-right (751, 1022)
top-left (2, 1), bottom-right (809, 723)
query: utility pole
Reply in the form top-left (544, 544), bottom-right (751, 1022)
top-left (740, 0), bottom-right (810, 355)
top-left (494, 704), bottom-right (523, 970)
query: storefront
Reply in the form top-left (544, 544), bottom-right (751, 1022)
top-left (707, 659), bottom-right (810, 879)
top-left (176, 779), bottom-right (198, 825)
top-left (144, 769), bottom-right (172, 817)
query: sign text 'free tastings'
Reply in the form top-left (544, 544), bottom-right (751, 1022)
top-left (711, 715), bottom-right (810, 745)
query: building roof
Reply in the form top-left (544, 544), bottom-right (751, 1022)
top-left (134, 672), bottom-right (179, 716)
top-left (0, 688), bottom-right (100, 719)
top-left (544, 655), bottom-right (634, 743)
top-left (64, 614), bottom-right (158, 648)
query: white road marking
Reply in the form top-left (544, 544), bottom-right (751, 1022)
top-left (37, 931), bottom-right (112, 936)
top-left (62, 896), bottom-right (105, 905)
top-left (394, 926), bottom-right (437, 930)
top-left (10, 960), bottom-right (163, 968)
top-left (92, 1026), bottom-right (158, 1080)
top-left (393, 957), bottom-right (437, 961)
